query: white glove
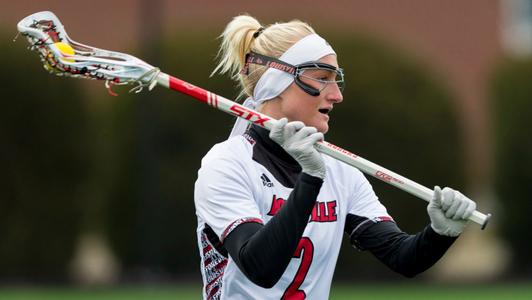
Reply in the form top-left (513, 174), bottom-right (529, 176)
top-left (428, 186), bottom-right (477, 237)
top-left (269, 118), bottom-right (326, 179)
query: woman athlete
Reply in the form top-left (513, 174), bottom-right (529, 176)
top-left (194, 15), bottom-right (476, 300)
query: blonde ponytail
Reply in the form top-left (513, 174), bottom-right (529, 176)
top-left (212, 15), bottom-right (315, 98)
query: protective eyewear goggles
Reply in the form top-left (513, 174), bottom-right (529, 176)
top-left (241, 52), bottom-right (345, 96)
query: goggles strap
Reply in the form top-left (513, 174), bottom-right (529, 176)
top-left (241, 52), bottom-right (297, 76)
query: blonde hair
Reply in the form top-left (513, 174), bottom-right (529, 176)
top-left (212, 15), bottom-right (315, 99)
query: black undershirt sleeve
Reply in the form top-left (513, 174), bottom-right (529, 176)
top-left (346, 215), bottom-right (457, 278)
top-left (223, 173), bottom-right (322, 288)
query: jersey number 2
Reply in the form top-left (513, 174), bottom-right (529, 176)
top-left (282, 237), bottom-right (314, 300)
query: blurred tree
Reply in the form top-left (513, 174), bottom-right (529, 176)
top-left (0, 33), bottom-right (89, 280)
top-left (492, 58), bottom-right (532, 276)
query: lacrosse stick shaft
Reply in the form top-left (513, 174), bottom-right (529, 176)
top-left (156, 73), bottom-right (491, 229)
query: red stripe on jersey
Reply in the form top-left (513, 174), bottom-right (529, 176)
top-left (221, 217), bottom-right (263, 242)
top-left (201, 231), bottom-right (228, 300)
top-left (375, 216), bottom-right (394, 222)
top-left (207, 285), bottom-right (220, 300)
top-left (204, 257), bottom-right (212, 267)
top-left (202, 243), bottom-right (213, 255)
top-left (214, 259), bottom-right (228, 271)
top-left (205, 261), bottom-right (228, 299)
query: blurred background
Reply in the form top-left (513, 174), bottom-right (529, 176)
top-left (1, 0), bottom-right (532, 298)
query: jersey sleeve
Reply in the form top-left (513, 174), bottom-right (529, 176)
top-left (348, 170), bottom-right (391, 220)
top-left (343, 169), bottom-right (394, 241)
top-left (194, 154), bottom-right (263, 242)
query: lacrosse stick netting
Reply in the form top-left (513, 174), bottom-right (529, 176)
top-left (17, 11), bottom-right (491, 228)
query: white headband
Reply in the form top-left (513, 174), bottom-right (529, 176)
top-left (229, 33), bottom-right (336, 137)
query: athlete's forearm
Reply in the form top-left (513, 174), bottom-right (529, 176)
top-left (347, 217), bottom-right (456, 277)
top-left (224, 173), bottom-right (322, 288)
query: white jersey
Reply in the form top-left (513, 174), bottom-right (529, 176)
top-left (194, 131), bottom-right (391, 300)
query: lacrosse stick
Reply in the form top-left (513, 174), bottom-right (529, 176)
top-left (16, 11), bottom-right (491, 229)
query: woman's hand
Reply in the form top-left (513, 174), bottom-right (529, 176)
top-left (428, 186), bottom-right (477, 237)
top-left (269, 118), bottom-right (326, 179)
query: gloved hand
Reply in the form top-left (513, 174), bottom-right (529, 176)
top-left (428, 186), bottom-right (477, 237)
top-left (269, 118), bottom-right (326, 179)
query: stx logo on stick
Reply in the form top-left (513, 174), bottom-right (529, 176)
top-left (230, 105), bottom-right (270, 126)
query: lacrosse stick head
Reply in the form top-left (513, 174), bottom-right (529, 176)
top-left (17, 11), bottom-right (160, 94)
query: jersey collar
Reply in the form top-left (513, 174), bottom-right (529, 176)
top-left (248, 124), bottom-right (301, 170)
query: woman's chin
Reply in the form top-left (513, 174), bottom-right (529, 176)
top-left (296, 117), bottom-right (329, 133)
top-left (316, 122), bottom-right (329, 134)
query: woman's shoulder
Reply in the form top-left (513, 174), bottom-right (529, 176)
top-left (323, 154), bottom-right (366, 182)
top-left (200, 135), bottom-right (255, 166)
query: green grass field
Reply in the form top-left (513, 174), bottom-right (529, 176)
top-left (0, 283), bottom-right (531, 300)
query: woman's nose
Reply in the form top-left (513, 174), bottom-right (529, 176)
top-left (325, 82), bottom-right (343, 103)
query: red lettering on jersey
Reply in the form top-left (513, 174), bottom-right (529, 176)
top-left (268, 196), bottom-right (338, 222)
top-left (309, 200), bottom-right (338, 223)
top-left (326, 201), bottom-right (337, 221)
top-left (267, 195), bottom-right (286, 216)
top-left (318, 202), bottom-right (327, 222)
top-left (310, 202), bottom-right (319, 221)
